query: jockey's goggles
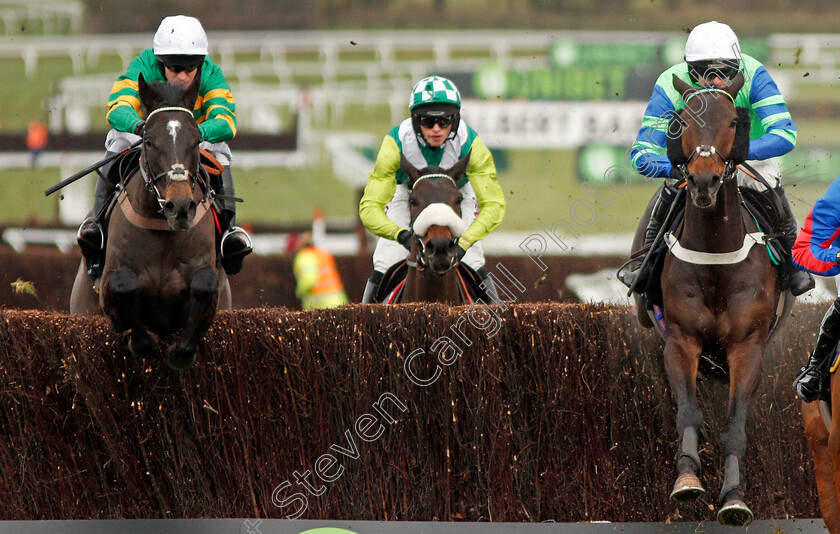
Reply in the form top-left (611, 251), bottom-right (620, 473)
top-left (689, 60), bottom-right (739, 81)
top-left (164, 63), bottom-right (199, 74)
top-left (417, 114), bottom-right (454, 129)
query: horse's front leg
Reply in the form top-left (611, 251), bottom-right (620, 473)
top-left (166, 268), bottom-right (219, 371)
top-left (102, 267), bottom-right (157, 358)
top-left (716, 337), bottom-right (763, 526)
top-left (664, 332), bottom-right (706, 502)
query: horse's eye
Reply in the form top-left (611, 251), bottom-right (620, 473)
top-left (409, 198), bottom-right (419, 207)
top-left (730, 118), bottom-right (738, 129)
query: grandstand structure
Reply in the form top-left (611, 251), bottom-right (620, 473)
top-left (15, 29), bottom-right (840, 135)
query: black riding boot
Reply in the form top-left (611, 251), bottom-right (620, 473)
top-left (774, 189), bottom-right (815, 296)
top-left (217, 165), bottom-right (253, 275)
top-left (620, 184), bottom-right (679, 289)
top-left (477, 267), bottom-right (502, 304)
top-left (794, 297), bottom-right (840, 402)
top-left (361, 271), bottom-right (384, 304)
top-left (76, 152), bottom-right (118, 279)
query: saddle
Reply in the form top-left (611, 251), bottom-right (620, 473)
top-left (374, 260), bottom-right (491, 304)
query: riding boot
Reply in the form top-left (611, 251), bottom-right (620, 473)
top-left (77, 151), bottom-right (118, 279)
top-left (793, 297), bottom-right (840, 402)
top-left (620, 184), bottom-right (679, 289)
top-left (217, 165), bottom-right (253, 275)
top-left (477, 267), bottom-right (502, 304)
top-left (362, 271), bottom-right (384, 304)
top-left (774, 189), bottom-right (815, 296)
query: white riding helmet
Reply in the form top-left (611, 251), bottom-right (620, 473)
top-left (153, 15), bottom-right (209, 56)
top-left (684, 21), bottom-right (741, 62)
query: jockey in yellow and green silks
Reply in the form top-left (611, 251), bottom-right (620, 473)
top-left (76, 15), bottom-right (252, 279)
top-left (358, 75), bottom-right (506, 303)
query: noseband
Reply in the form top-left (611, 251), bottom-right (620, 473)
top-left (675, 144), bottom-right (738, 182)
top-left (139, 106), bottom-right (201, 209)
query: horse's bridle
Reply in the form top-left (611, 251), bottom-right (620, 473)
top-left (673, 144), bottom-right (738, 183)
top-left (673, 88), bottom-right (739, 182)
top-left (139, 106), bottom-right (202, 209)
top-left (407, 173), bottom-right (461, 275)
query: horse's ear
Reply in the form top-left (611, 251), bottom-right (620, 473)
top-left (729, 107), bottom-right (751, 163)
top-left (137, 72), bottom-right (158, 113)
top-left (400, 153), bottom-right (421, 189)
top-left (181, 71), bottom-right (201, 111)
top-left (446, 151), bottom-right (471, 181)
top-left (672, 74), bottom-right (695, 101)
top-left (666, 113), bottom-right (688, 166)
top-left (724, 71), bottom-right (745, 101)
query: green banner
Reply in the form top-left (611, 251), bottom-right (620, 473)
top-left (550, 37), bottom-right (769, 68)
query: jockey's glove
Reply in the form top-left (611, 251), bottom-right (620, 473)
top-left (134, 121), bottom-right (146, 137)
top-left (455, 238), bottom-right (467, 261)
top-left (669, 165), bottom-right (684, 180)
top-left (397, 230), bottom-right (411, 250)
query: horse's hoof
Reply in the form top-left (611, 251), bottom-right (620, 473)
top-left (129, 333), bottom-right (157, 359)
top-left (717, 499), bottom-right (754, 526)
top-left (670, 473), bottom-right (705, 502)
top-left (166, 345), bottom-right (196, 371)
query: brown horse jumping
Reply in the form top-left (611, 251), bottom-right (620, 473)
top-left (70, 73), bottom-right (230, 370)
top-left (392, 153), bottom-right (471, 304)
top-left (629, 73), bottom-right (791, 525)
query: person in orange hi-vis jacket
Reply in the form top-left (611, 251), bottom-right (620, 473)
top-left (291, 232), bottom-right (348, 310)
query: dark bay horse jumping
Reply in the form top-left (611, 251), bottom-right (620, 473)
top-left (629, 73), bottom-right (790, 525)
top-left (388, 153), bottom-right (472, 304)
top-left (70, 73), bottom-right (230, 370)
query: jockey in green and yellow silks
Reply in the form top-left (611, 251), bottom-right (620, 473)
top-left (77, 15), bottom-right (252, 279)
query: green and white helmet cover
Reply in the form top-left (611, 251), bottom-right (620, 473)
top-left (409, 75), bottom-right (461, 111)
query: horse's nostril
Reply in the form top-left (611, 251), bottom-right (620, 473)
top-left (163, 200), bottom-right (176, 216)
top-left (189, 199), bottom-right (197, 212)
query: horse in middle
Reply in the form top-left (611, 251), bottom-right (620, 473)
top-left (627, 72), bottom-right (792, 525)
top-left (376, 153), bottom-right (476, 304)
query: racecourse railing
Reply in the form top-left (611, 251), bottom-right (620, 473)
top-left (0, 0), bottom-right (82, 36)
